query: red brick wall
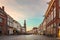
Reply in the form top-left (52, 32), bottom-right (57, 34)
top-left (0, 9), bottom-right (7, 35)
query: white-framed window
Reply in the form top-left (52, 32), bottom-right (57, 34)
top-left (10, 22), bottom-right (13, 27)
top-left (54, 8), bottom-right (56, 18)
top-left (7, 21), bottom-right (9, 25)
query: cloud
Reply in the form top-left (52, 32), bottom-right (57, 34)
top-left (6, 7), bottom-right (26, 20)
top-left (0, 0), bottom-right (28, 20)
top-left (0, 0), bottom-right (50, 19)
top-left (0, 0), bottom-right (50, 30)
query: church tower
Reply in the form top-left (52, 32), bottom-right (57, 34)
top-left (24, 20), bottom-right (26, 33)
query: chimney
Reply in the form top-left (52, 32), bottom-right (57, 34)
top-left (2, 6), bottom-right (4, 11)
top-left (0, 7), bottom-right (1, 9)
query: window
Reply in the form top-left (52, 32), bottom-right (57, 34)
top-left (0, 18), bottom-right (3, 23)
top-left (7, 21), bottom-right (9, 25)
top-left (46, 17), bottom-right (49, 24)
top-left (0, 10), bottom-right (2, 14)
top-left (53, 23), bottom-right (56, 28)
top-left (59, 23), bottom-right (60, 26)
top-left (51, 24), bottom-right (53, 34)
top-left (59, 0), bottom-right (60, 6)
top-left (59, 9), bottom-right (60, 18)
top-left (54, 8), bottom-right (56, 18)
top-left (47, 26), bottom-right (51, 34)
top-left (0, 26), bottom-right (2, 31)
top-left (51, 11), bottom-right (53, 20)
top-left (0, 13), bottom-right (2, 14)
top-left (7, 17), bottom-right (9, 21)
top-left (48, 15), bottom-right (50, 23)
top-left (51, 24), bottom-right (53, 28)
top-left (10, 22), bottom-right (13, 27)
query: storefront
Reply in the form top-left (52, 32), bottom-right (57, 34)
top-left (58, 28), bottom-right (60, 37)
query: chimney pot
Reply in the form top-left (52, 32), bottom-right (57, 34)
top-left (2, 6), bottom-right (4, 11)
top-left (0, 7), bottom-right (1, 9)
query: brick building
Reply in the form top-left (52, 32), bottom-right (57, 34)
top-left (38, 23), bottom-right (43, 35)
top-left (0, 6), bottom-right (7, 35)
top-left (44, 0), bottom-right (60, 37)
top-left (0, 6), bottom-right (22, 35)
top-left (33, 27), bottom-right (38, 35)
top-left (42, 18), bottom-right (46, 35)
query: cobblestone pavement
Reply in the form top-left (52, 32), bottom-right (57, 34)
top-left (0, 35), bottom-right (59, 40)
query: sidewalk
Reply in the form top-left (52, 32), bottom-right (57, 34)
top-left (56, 37), bottom-right (60, 40)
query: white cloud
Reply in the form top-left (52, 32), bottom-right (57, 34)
top-left (0, 0), bottom-right (28, 20)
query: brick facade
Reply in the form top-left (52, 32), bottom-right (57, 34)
top-left (0, 6), bottom-right (7, 35)
top-left (44, 0), bottom-right (60, 37)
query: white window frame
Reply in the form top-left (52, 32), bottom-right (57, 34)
top-left (54, 8), bottom-right (56, 18)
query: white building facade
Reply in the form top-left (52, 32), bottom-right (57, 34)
top-left (7, 15), bottom-right (14, 35)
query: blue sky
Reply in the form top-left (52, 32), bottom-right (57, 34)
top-left (0, 0), bottom-right (50, 31)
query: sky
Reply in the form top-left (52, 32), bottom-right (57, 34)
top-left (0, 0), bottom-right (50, 31)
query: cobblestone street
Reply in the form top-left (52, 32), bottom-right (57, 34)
top-left (0, 35), bottom-right (58, 40)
